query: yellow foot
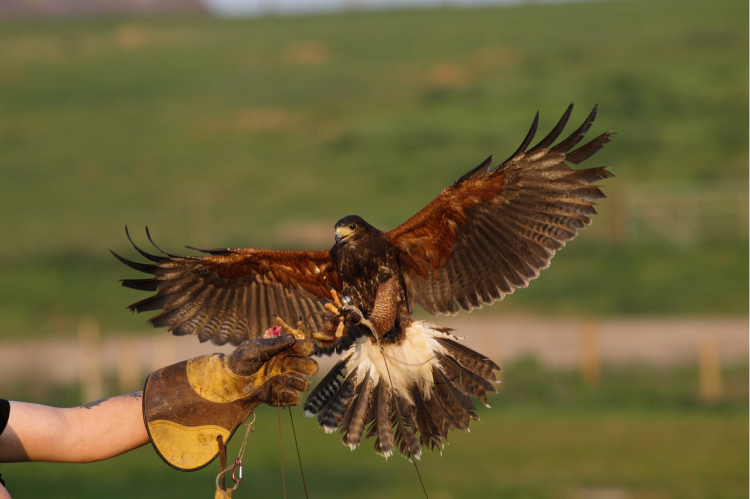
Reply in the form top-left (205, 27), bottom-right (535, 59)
top-left (334, 320), bottom-right (346, 338)
top-left (276, 316), bottom-right (307, 340)
top-left (329, 287), bottom-right (343, 308)
top-left (324, 303), bottom-right (339, 316)
top-left (324, 286), bottom-right (343, 315)
top-left (313, 332), bottom-right (335, 342)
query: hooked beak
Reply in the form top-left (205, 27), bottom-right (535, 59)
top-left (335, 226), bottom-right (353, 244)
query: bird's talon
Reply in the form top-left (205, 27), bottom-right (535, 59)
top-left (324, 303), bottom-right (339, 315)
top-left (276, 316), bottom-right (307, 340)
top-left (334, 320), bottom-right (346, 338)
top-left (328, 287), bottom-right (343, 309)
top-left (313, 332), bottom-right (335, 342)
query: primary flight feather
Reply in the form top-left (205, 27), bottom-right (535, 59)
top-left (115, 104), bottom-right (612, 459)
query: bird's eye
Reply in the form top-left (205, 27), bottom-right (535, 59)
top-left (349, 224), bottom-right (357, 230)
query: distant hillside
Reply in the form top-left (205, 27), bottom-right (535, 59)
top-left (0, 0), bottom-right (205, 18)
top-left (0, 0), bottom-right (746, 338)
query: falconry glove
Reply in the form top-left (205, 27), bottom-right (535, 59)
top-left (143, 335), bottom-right (318, 471)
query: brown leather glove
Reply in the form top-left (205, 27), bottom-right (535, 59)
top-left (143, 335), bottom-right (317, 471)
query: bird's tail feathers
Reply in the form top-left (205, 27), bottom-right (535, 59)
top-left (304, 320), bottom-right (499, 459)
top-left (304, 353), bottom-right (354, 433)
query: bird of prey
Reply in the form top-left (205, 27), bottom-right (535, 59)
top-left (114, 104), bottom-right (612, 460)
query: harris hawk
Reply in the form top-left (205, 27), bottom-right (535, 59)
top-left (114, 104), bottom-right (613, 460)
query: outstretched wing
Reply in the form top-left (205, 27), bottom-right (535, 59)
top-left (113, 229), bottom-right (341, 346)
top-left (386, 104), bottom-right (613, 315)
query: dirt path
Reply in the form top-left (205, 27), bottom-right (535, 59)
top-left (438, 315), bottom-right (748, 367)
top-left (0, 316), bottom-right (746, 388)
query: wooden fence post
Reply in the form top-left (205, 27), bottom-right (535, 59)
top-left (117, 337), bottom-right (142, 393)
top-left (494, 340), bottom-right (504, 391)
top-left (79, 318), bottom-right (104, 404)
top-left (607, 186), bottom-right (629, 244)
top-left (698, 336), bottom-right (722, 404)
top-left (150, 335), bottom-right (175, 372)
top-left (579, 320), bottom-right (601, 385)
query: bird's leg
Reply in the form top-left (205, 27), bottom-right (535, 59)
top-left (320, 287), bottom-right (375, 338)
top-left (275, 316), bottom-right (307, 340)
top-left (357, 276), bottom-right (401, 338)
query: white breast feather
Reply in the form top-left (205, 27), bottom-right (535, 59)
top-left (345, 321), bottom-right (455, 404)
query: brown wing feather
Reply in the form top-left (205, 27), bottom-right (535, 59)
top-left (114, 234), bottom-right (341, 345)
top-left (385, 105), bottom-right (613, 315)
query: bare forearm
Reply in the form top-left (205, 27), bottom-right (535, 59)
top-left (0, 392), bottom-right (149, 463)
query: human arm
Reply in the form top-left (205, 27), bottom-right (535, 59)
top-left (0, 335), bottom-right (315, 471)
top-left (0, 392), bottom-right (148, 464)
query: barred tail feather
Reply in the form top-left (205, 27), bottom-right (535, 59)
top-left (434, 336), bottom-right (499, 381)
top-left (413, 386), bottom-right (445, 453)
top-left (304, 320), bottom-right (499, 458)
top-left (303, 354), bottom-right (351, 417)
top-left (317, 370), bottom-right (356, 433)
top-left (375, 380), bottom-right (393, 457)
top-left (341, 372), bottom-right (374, 450)
top-left (437, 351), bottom-right (497, 407)
top-left (394, 396), bottom-right (422, 460)
top-left (430, 380), bottom-right (466, 432)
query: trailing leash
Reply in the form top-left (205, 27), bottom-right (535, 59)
top-left (277, 404), bottom-right (311, 499)
top-left (268, 324), bottom-right (311, 499)
top-left (380, 351), bottom-right (435, 367)
top-left (215, 412), bottom-right (256, 498)
top-left (283, 309), bottom-right (428, 498)
top-left (288, 407), bottom-right (311, 499)
top-left (277, 404), bottom-right (287, 499)
top-left (374, 333), bottom-right (430, 499)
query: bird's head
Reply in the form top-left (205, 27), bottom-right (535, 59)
top-left (334, 215), bottom-right (374, 246)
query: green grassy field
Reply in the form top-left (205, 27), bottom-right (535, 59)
top-left (3, 360), bottom-right (748, 499)
top-left (0, 0), bottom-right (747, 338)
top-left (0, 3), bottom-right (746, 495)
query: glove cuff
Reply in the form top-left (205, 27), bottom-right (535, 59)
top-left (143, 362), bottom-right (256, 471)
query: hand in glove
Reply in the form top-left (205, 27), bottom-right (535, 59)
top-left (143, 335), bottom-right (317, 471)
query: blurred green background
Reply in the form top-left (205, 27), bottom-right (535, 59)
top-left (0, 0), bottom-right (747, 497)
top-left (0, 0), bottom-right (747, 339)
